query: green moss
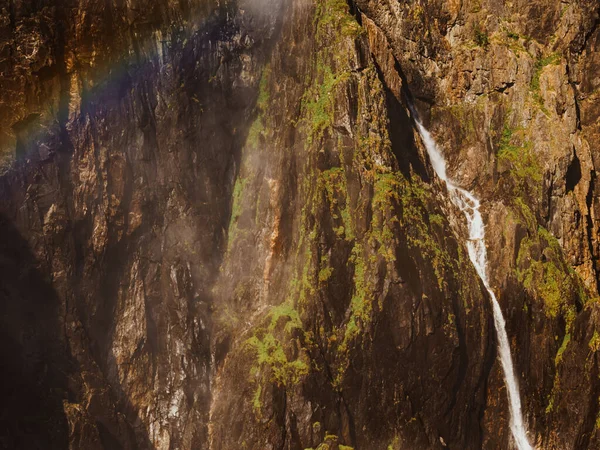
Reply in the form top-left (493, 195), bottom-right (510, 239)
top-left (387, 437), bottom-right (400, 450)
top-left (341, 243), bottom-right (370, 348)
top-left (293, 0), bottom-right (459, 389)
top-left (531, 53), bottom-right (561, 92)
top-left (516, 226), bottom-right (579, 319)
top-left (280, 162), bottom-right (329, 316)
top-left (320, 167), bottom-right (354, 240)
top-left (269, 302), bottom-right (303, 333)
top-left (252, 384), bottom-right (262, 414)
top-left (555, 333), bottom-right (570, 365)
top-left (257, 65), bottom-right (271, 111)
top-left (245, 300), bottom-right (308, 392)
top-left (470, 0), bottom-right (482, 13)
top-left (531, 53), bottom-right (561, 109)
top-left (545, 393), bottom-right (555, 414)
top-left (499, 124), bottom-right (514, 150)
top-left (291, 177), bottom-right (320, 311)
top-left (247, 116), bottom-right (265, 148)
top-left (247, 65), bottom-right (271, 147)
top-left (245, 331), bottom-right (309, 386)
top-left (371, 172), bottom-right (402, 263)
top-left (315, 0), bottom-right (363, 41)
top-left (303, 0), bottom-right (363, 144)
top-left (227, 176), bottom-right (249, 249)
top-left (305, 438), bottom-right (353, 450)
top-left (526, 221), bottom-right (589, 415)
top-left (514, 218), bottom-right (589, 416)
top-left (474, 24), bottom-right (490, 48)
top-left (398, 177), bottom-right (450, 288)
top-left (362, 170), bottom-right (451, 294)
top-left (337, 170), bottom-right (452, 356)
top-left (546, 327), bottom-right (572, 415)
top-left (533, 260), bottom-right (567, 316)
top-left (319, 254), bottom-right (334, 283)
top-left (513, 197), bottom-right (537, 230)
top-left (298, 237), bottom-right (317, 307)
top-left (302, 65), bottom-right (350, 143)
top-left (231, 177), bottom-right (247, 223)
top-left (589, 331), bottom-right (600, 353)
top-left (497, 124), bottom-right (541, 187)
top-left (429, 213), bottom-right (444, 227)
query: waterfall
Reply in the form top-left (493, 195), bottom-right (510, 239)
top-left (413, 119), bottom-right (533, 450)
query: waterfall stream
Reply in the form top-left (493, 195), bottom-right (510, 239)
top-left (413, 119), bottom-right (533, 450)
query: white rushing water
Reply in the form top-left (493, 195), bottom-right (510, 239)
top-left (414, 120), bottom-right (533, 450)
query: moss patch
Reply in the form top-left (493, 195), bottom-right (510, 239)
top-left (320, 167), bottom-right (354, 240)
top-left (302, 64), bottom-right (350, 144)
top-left (589, 331), bottom-right (600, 353)
top-left (497, 124), bottom-right (541, 188)
top-left (516, 225), bottom-right (582, 320)
top-left (555, 333), bottom-right (571, 365)
top-left (247, 65), bottom-right (271, 147)
top-left (315, 0), bottom-right (363, 42)
top-left (245, 301), bottom-right (309, 418)
top-left (473, 24), bottom-right (490, 48)
top-left (227, 176), bottom-right (249, 250)
top-left (530, 53), bottom-right (561, 111)
top-left (246, 331), bottom-right (309, 385)
top-left (246, 306), bottom-right (308, 382)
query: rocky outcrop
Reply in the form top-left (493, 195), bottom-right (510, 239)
top-left (209, 1), bottom-right (496, 448)
top-left (354, 0), bottom-right (600, 448)
top-left (0, 0), bottom-right (281, 448)
top-left (1, 0), bottom-right (599, 449)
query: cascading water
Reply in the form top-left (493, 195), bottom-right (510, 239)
top-left (413, 118), bottom-right (533, 450)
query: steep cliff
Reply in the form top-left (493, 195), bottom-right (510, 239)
top-left (0, 0), bottom-right (282, 448)
top-left (0, 0), bottom-right (599, 449)
top-left (353, 1), bottom-right (600, 448)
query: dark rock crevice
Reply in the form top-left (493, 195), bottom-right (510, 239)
top-left (585, 170), bottom-right (600, 295)
top-left (0, 212), bottom-right (70, 450)
top-left (566, 150), bottom-right (582, 193)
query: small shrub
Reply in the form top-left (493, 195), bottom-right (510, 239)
top-left (474, 25), bottom-right (490, 48)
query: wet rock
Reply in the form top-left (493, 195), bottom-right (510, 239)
top-left (0, 0), bottom-right (599, 449)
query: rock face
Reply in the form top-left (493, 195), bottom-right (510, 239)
top-left (0, 0), bottom-right (599, 449)
top-left (0, 0), bottom-right (282, 448)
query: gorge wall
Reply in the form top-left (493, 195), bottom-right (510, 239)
top-left (0, 0), bottom-right (599, 449)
